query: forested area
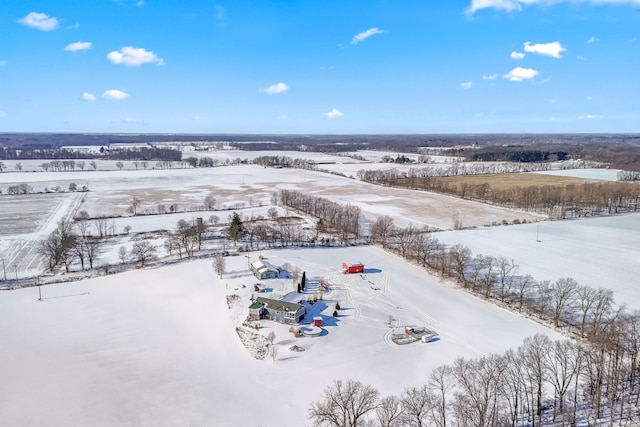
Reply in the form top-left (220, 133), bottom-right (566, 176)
top-left (0, 146), bottom-right (181, 161)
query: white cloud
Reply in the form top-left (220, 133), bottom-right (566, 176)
top-left (18, 12), bottom-right (59, 31)
top-left (503, 67), bottom-right (539, 82)
top-left (467, 0), bottom-right (640, 15)
top-left (460, 82), bottom-right (473, 89)
top-left (578, 114), bottom-right (602, 120)
top-left (352, 28), bottom-right (385, 45)
top-left (482, 74), bottom-right (498, 80)
top-left (64, 42), bottom-right (92, 52)
top-left (324, 108), bottom-right (344, 118)
top-left (510, 51), bottom-right (525, 59)
top-left (81, 93), bottom-right (96, 101)
top-left (261, 82), bottom-right (289, 94)
top-left (215, 5), bottom-right (226, 19)
top-left (107, 46), bottom-right (165, 66)
top-left (524, 41), bottom-right (566, 58)
top-left (587, 36), bottom-right (600, 43)
top-left (102, 89), bottom-right (129, 100)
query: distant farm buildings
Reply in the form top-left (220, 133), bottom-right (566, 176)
top-left (251, 259), bottom-right (279, 280)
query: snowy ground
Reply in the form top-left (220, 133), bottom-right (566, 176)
top-left (0, 246), bottom-right (563, 427)
top-left (0, 150), bottom-right (635, 425)
top-left (436, 212), bottom-right (640, 311)
top-left (0, 164), bottom-right (543, 277)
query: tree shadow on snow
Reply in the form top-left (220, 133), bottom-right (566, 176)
top-left (364, 268), bottom-right (382, 274)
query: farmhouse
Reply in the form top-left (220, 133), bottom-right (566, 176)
top-left (249, 297), bottom-right (306, 324)
top-left (342, 262), bottom-right (364, 274)
top-left (250, 259), bottom-right (279, 280)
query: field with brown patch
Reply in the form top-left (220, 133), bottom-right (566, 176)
top-left (430, 172), bottom-right (599, 191)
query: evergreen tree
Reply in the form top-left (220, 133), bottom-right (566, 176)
top-left (301, 271), bottom-right (306, 291)
top-left (228, 212), bottom-right (245, 243)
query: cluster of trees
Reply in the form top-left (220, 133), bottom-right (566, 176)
top-left (356, 161), bottom-right (552, 184)
top-left (163, 218), bottom-right (205, 259)
top-left (359, 170), bottom-right (640, 217)
top-left (5, 183), bottom-right (33, 195)
top-left (273, 190), bottom-right (361, 244)
top-left (39, 160), bottom-right (92, 171)
top-left (104, 147), bottom-right (181, 161)
top-left (38, 219), bottom-right (103, 272)
top-left (0, 147), bottom-right (88, 160)
top-left (310, 325), bottom-right (640, 426)
top-left (618, 170), bottom-right (640, 181)
top-left (252, 155), bottom-right (316, 169)
top-left (1, 182), bottom-right (87, 195)
top-left (470, 149), bottom-right (570, 162)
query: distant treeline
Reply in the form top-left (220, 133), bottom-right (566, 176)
top-left (0, 146), bottom-right (181, 161)
top-left (470, 149), bottom-right (569, 162)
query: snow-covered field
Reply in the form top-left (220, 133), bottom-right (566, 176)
top-left (0, 246), bottom-right (563, 427)
top-left (0, 164), bottom-right (544, 277)
top-left (436, 212), bottom-right (640, 311)
top-left (0, 149), bottom-right (637, 426)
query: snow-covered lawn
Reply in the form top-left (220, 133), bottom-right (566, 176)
top-left (0, 246), bottom-right (562, 426)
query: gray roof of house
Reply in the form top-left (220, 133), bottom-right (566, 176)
top-left (256, 297), bottom-right (303, 313)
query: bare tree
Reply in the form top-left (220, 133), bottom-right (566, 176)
top-left (118, 246), bottom-right (128, 264)
top-left (550, 277), bottom-right (579, 328)
top-left (84, 237), bottom-right (102, 269)
top-left (376, 395), bottom-right (404, 427)
top-left (37, 220), bottom-right (77, 272)
top-left (520, 334), bottom-right (551, 425)
top-left (267, 207), bottom-right (278, 219)
top-left (495, 256), bottom-right (518, 302)
top-left (427, 365), bottom-right (452, 427)
top-left (308, 379), bottom-right (380, 427)
top-left (89, 160), bottom-right (97, 170)
top-left (370, 215), bottom-right (395, 249)
top-left (115, 161), bottom-right (124, 170)
top-left (450, 354), bottom-right (504, 427)
top-left (203, 193), bottom-right (217, 210)
top-left (130, 241), bottom-right (156, 267)
top-left (212, 253), bottom-right (226, 279)
top-left (127, 196), bottom-right (142, 216)
top-left (543, 339), bottom-right (582, 421)
top-left (401, 384), bottom-right (434, 427)
top-left (94, 218), bottom-right (109, 238)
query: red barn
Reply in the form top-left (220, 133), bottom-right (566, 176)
top-left (342, 262), bottom-right (364, 274)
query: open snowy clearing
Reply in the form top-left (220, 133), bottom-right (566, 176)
top-left (0, 245), bottom-right (562, 427)
top-left (436, 212), bottom-right (640, 311)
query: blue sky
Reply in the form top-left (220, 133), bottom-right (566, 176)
top-left (1, 0), bottom-right (639, 134)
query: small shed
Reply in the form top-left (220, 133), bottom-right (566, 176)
top-left (313, 316), bottom-right (323, 327)
top-left (251, 259), bottom-right (279, 280)
top-left (342, 262), bottom-right (364, 274)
